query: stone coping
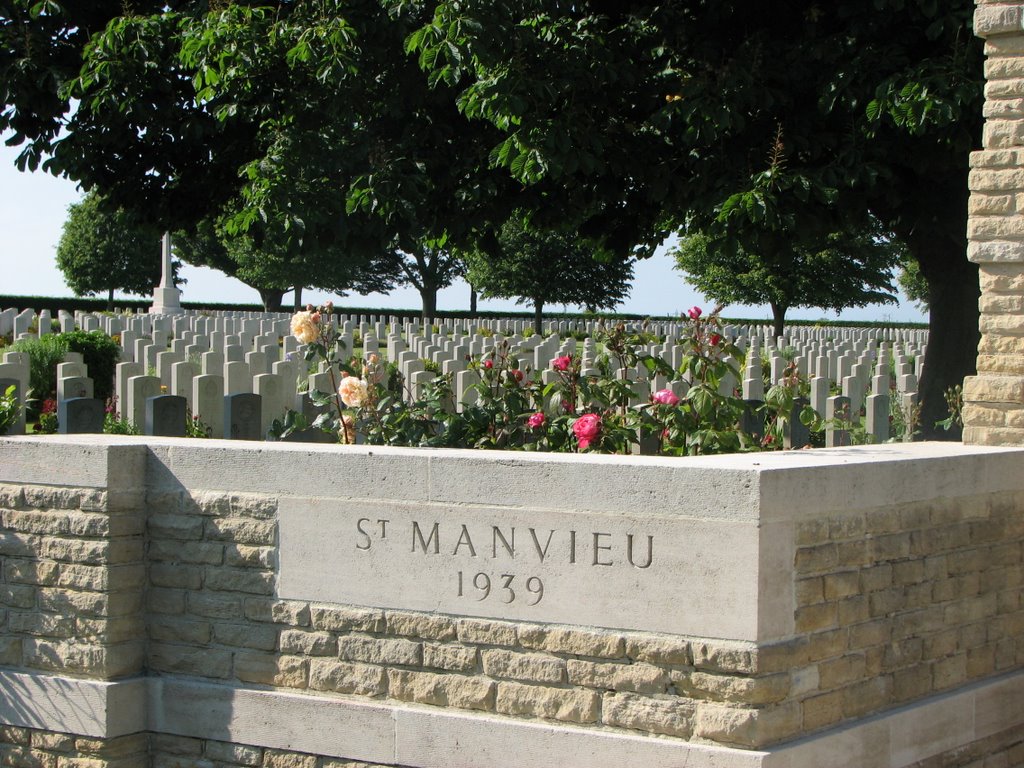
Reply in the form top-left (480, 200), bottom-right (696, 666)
top-left (1, 667), bottom-right (1022, 768)
top-left (2, 436), bottom-right (1022, 525)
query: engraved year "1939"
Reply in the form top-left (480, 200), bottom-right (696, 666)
top-left (456, 571), bottom-right (544, 605)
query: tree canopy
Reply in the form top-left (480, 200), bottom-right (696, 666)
top-left (55, 191), bottom-right (168, 309)
top-left (675, 222), bottom-right (903, 339)
top-left (0, 1), bottom-right (517, 254)
top-left (898, 257), bottom-right (930, 310)
top-left (173, 213), bottom-right (400, 312)
top-left (465, 217), bottom-right (634, 332)
top-left (406, 0), bottom-right (983, 435)
top-left (1, 0), bottom-right (984, 435)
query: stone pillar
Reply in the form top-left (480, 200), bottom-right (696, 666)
top-left (149, 232), bottom-right (184, 315)
top-left (964, 2), bottom-right (1024, 445)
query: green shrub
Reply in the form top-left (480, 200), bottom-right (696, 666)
top-left (11, 334), bottom-right (68, 412)
top-left (62, 330), bottom-right (120, 402)
top-left (0, 384), bottom-right (20, 435)
top-left (11, 330), bottom-right (120, 410)
top-left (103, 412), bottom-right (139, 435)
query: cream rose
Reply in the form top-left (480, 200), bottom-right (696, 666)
top-left (290, 311), bottom-right (319, 344)
top-left (337, 376), bottom-right (369, 408)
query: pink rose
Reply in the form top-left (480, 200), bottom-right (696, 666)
top-left (483, 359), bottom-right (494, 369)
top-left (572, 413), bottom-right (601, 450)
top-left (687, 306), bottom-right (702, 320)
top-left (552, 355), bottom-right (572, 372)
top-left (527, 412), bottom-right (546, 429)
top-left (652, 388), bottom-right (679, 406)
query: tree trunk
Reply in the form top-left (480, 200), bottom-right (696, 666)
top-left (533, 300), bottom-right (544, 334)
top-left (107, 287), bottom-right (114, 312)
top-left (469, 283), bottom-right (478, 317)
top-left (258, 288), bottom-right (285, 313)
top-left (293, 285), bottom-right (303, 311)
top-left (877, 165), bottom-right (979, 441)
top-left (916, 247), bottom-right (979, 441)
top-left (769, 302), bottom-right (786, 340)
top-left (419, 286), bottom-right (438, 322)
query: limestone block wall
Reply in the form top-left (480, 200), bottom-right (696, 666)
top-left (791, 490), bottom-right (1024, 731)
top-left (0, 728), bottom-right (148, 768)
top-left (1, 436), bottom-right (1023, 768)
top-left (138, 486), bottom-right (1024, 750)
top-left (965, 0), bottom-right (1024, 445)
top-left (0, 442), bottom-right (147, 681)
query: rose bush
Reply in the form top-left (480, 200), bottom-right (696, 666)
top-left (273, 303), bottom-right (826, 455)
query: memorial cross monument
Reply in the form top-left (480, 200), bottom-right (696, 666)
top-left (148, 231), bottom-right (184, 315)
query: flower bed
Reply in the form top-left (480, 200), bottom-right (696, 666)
top-left (279, 303), bottom-right (829, 454)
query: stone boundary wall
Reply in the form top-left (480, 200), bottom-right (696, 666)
top-left (966, 0), bottom-right (1024, 445)
top-left (0, 436), bottom-right (1023, 767)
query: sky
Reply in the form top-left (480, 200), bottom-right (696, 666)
top-left (0, 140), bottom-right (928, 324)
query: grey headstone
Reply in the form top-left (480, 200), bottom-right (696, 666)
top-left (741, 400), bottom-right (765, 443)
top-left (825, 396), bottom-right (852, 448)
top-left (145, 395), bottom-right (187, 437)
top-left (193, 374), bottom-right (225, 439)
top-left (865, 393), bottom-right (890, 444)
top-left (784, 398), bottom-right (811, 450)
top-left (58, 397), bottom-right (105, 434)
top-left (224, 393), bottom-right (262, 440)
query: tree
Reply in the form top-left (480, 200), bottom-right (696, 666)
top-left (3, 2), bottom-right (984, 437)
top-left (390, 239), bottom-right (465, 320)
top-left (465, 217), bottom-right (634, 332)
top-left (675, 225), bottom-right (903, 339)
top-left (174, 214), bottom-right (401, 312)
top-left (407, 1), bottom-right (983, 437)
top-left (898, 257), bottom-right (930, 310)
top-left (55, 191), bottom-right (168, 309)
top-left (0, 2), bottom-right (518, 281)
top-left (674, 131), bottom-right (904, 336)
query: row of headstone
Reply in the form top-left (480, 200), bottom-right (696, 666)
top-left (56, 392), bottom-right (268, 441)
top-left (1, 306), bottom-right (929, 356)
top-left (2, 306), bottom-right (927, 445)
